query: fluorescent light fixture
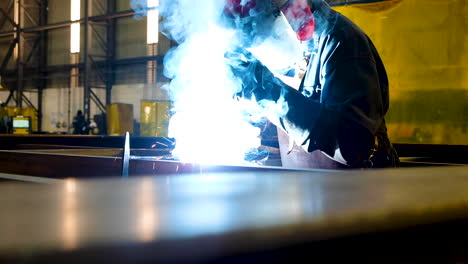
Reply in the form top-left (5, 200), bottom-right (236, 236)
top-left (147, 0), bottom-right (159, 44)
top-left (13, 0), bottom-right (19, 59)
top-left (70, 0), bottom-right (81, 53)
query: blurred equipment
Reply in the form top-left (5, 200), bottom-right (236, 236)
top-left (140, 100), bottom-right (170, 137)
top-left (91, 113), bottom-right (107, 135)
top-left (21, 108), bottom-right (38, 132)
top-left (12, 116), bottom-right (31, 135)
top-left (106, 103), bottom-right (134, 136)
top-left (6, 107), bottom-right (21, 117)
top-left (0, 107), bottom-right (7, 133)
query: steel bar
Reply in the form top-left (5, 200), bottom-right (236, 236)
top-left (89, 89), bottom-right (106, 112)
top-left (83, 0), bottom-right (92, 121)
top-left (0, 7), bottom-right (17, 28)
top-left (21, 4), bottom-right (37, 27)
top-left (0, 38), bottom-right (18, 74)
top-left (0, 55), bottom-right (164, 82)
top-left (0, 0), bottom-right (14, 30)
top-left (37, 0), bottom-right (48, 132)
top-left (0, 37), bottom-right (15, 42)
top-left (88, 56), bottom-right (107, 84)
top-left (94, 0), bottom-right (106, 16)
top-left (0, 7), bottom-right (161, 37)
top-left (89, 21), bottom-right (108, 26)
top-left (329, 0), bottom-right (390, 6)
top-left (105, 0), bottom-right (116, 105)
top-left (4, 90), bottom-right (14, 105)
top-left (0, 31), bottom-right (16, 38)
top-left (21, 92), bottom-right (37, 110)
top-left (16, 0), bottom-right (25, 108)
top-left (0, 9), bottom-right (138, 35)
top-left (90, 26), bottom-right (108, 54)
top-left (24, 37), bottom-right (40, 64)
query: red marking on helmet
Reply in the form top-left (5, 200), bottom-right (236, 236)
top-left (296, 18), bottom-right (315, 41)
top-left (280, 0), bottom-right (315, 41)
top-left (224, 0), bottom-right (258, 18)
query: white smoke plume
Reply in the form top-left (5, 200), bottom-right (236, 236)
top-left (131, 0), bottom-right (303, 165)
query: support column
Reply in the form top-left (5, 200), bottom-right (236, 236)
top-left (83, 0), bottom-right (92, 121)
top-left (69, 53), bottom-right (80, 132)
top-left (38, 0), bottom-right (48, 132)
top-left (147, 43), bottom-right (158, 85)
top-left (106, 0), bottom-right (116, 105)
top-left (15, 0), bottom-right (24, 108)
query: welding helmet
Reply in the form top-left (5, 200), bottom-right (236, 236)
top-left (222, 0), bottom-right (280, 46)
top-left (277, 0), bottom-right (315, 41)
top-left (223, 0), bottom-right (315, 42)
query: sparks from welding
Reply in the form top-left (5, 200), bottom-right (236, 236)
top-left (165, 25), bottom-right (263, 165)
top-left (154, 0), bottom-right (302, 165)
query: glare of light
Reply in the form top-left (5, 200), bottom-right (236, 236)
top-left (66, 178), bottom-right (77, 193)
top-left (147, 0), bottom-right (159, 44)
top-left (70, 0), bottom-right (81, 53)
top-left (63, 178), bottom-right (78, 249)
top-left (144, 106), bottom-right (152, 115)
top-left (137, 178), bottom-right (159, 242)
top-left (167, 27), bottom-right (262, 165)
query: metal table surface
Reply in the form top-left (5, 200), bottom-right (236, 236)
top-left (2, 166), bottom-right (468, 263)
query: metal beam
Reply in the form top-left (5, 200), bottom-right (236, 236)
top-left (25, 37), bottom-right (40, 64)
top-left (0, 8), bottom-right (152, 36)
top-left (21, 4), bottom-right (37, 27)
top-left (328, 0), bottom-right (391, 6)
top-left (0, 0), bottom-right (14, 30)
top-left (90, 89), bottom-right (106, 113)
top-left (0, 38), bottom-right (18, 74)
top-left (37, 0), bottom-right (48, 132)
top-left (21, 92), bottom-right (36, 110)
top-left (16, 0), bottom-right (25, 108)
top-left (106, 0), bottom-right (116, 105)
top-left (83, 0), bottom-right (92, 121)
top-left (1, 55), bottom-right (163, 74)
top-left (94, 0), bottom-right (106, 16)
top-left (91, 25), bottom-right (108, 53)
top-left (0, 7), bottom-right (17, 28)
top-left (88, 56), bottom-right (107, 84)
top-left (5, 90), bottom-right (14, 105)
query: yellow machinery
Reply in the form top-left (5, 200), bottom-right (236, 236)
top-left (12, 116), bottom-right (31, 135)
top-left (0, 107), bottom-right (37, 134)
top-left (140, 100), bottom-right (171, 137)
top-left (22, 107), bottom-right (38, 132)
top-left (107, 103), bottom-right (134, 136)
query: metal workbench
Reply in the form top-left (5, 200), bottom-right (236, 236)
top-left (1, 166), bottom-right (468, 263)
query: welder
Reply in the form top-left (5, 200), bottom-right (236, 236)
top-left (223, 0), bottom-right (399, 168)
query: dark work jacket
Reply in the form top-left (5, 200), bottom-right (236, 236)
top-left (272, 1), bottom-right (395, 166)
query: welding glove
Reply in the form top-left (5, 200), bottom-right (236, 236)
top-left (226, 48), bottom-right (326, 153)
top-left (226, 48), bottom-right (282, 102)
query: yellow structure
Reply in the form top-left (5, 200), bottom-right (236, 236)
top-left (0, 107), bottom-right (6, 118)
top-left (21, 107), bottom-right (38, 132)
top-left (12, 116), bottom-right (31, 135)
top-left (140, 100), bottom-right (171, 137)
top-left (106, 103), bottom-right (134, 136)
top-left (0, 107), bottom-right (37, 133)
top-left (334, 0), bottom-right (468, 145)
top-left (6, 107), bottom-right (21, 117)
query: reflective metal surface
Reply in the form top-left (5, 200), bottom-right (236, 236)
top-left (1, 166), bottom-right (468, 262)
